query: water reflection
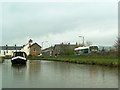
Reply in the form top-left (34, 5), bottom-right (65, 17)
top-left (2, 60), bottom-right (118, 88)
top-left (0, 64), bottom-right (2, 90)
top-left (11, 64), bottom-right (26, 73)
top-left (11, 64), bottom-right (26, 69)
top-left (27, 60), bottom-right (41, 76)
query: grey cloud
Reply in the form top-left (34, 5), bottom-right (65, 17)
top-left (2, 2), bottom-right (117, 46)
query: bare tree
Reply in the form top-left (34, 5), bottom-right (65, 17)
top-left (118, 38), bottom-right (120, 56)
top-left (114, 37), bottom-right (120, 56)
top-left (114, 38), bottom-right (120, 50)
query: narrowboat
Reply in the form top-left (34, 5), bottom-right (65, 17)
top-left (11, 51), bottom-right (27, 64)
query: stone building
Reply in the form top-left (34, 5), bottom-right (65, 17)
top-left (21, 39), bottom-right (42, 56)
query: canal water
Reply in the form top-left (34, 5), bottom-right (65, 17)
top-left (1, 59), bottom-right (118, 88)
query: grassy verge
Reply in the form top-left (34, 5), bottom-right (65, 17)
top-left (28, 56), bottom-right (119, 67)
top-left (1, 52), bottom-right (119, 67)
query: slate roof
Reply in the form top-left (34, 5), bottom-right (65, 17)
top-left (29, 43), bottom-right (42, 48)
top-left (0, 46), bottom-right (22, 50)
top-left (53, 44), bottom-right (77, 49)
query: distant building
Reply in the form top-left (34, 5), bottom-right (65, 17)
top-left (52, 43), bottom-right (78, 56)
top-left (29, 43), bottom-right (42, 56)
top-left (0, 45), bottom-right (22, 56)
top-left (42, 43), bottom-right (78, 56)
top-left (21, 40), bottom-right (42, 56)
top-left (42, 46), bottom-right (53, 56)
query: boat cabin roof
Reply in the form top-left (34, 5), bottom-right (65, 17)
top-left (13, 51), bottom-right (27, 57)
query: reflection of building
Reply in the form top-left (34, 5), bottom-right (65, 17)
top-left (21, 39), bottom-right (42, 56)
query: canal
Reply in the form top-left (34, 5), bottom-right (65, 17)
top-left (1, 59), bottom-right (118, 88)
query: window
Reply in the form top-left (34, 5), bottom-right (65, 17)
top-left (84, 49), bottom-right (89, 53)
top-left (89, 46), bottom-right (99, 52)
top-left (33, 48), bottom-right (36, 52)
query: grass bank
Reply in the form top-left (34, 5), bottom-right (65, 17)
top-left (28, 55), bottom-right (119, 67)
top-left (2, 52), bottom-right (119, 67)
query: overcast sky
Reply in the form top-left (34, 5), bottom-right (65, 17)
top-left (0, 0), bottom-right (118, 48)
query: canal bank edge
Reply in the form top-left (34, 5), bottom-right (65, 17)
top-left (28, 56), bottom-right (119, 67)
